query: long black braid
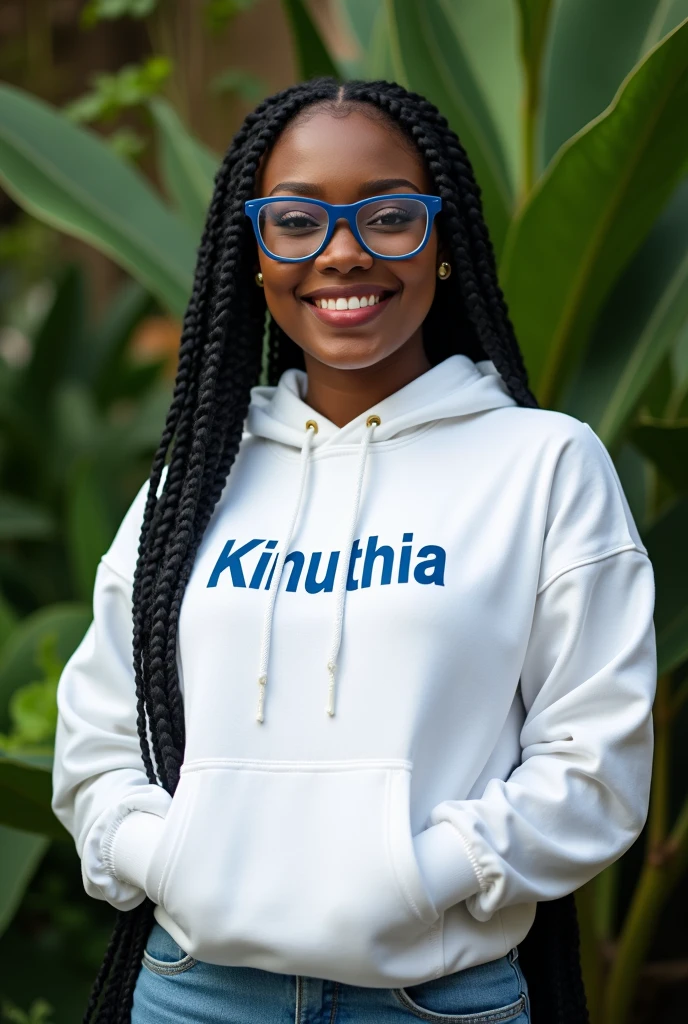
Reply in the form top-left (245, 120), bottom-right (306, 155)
top-left (83, 77), bottom-right (588, 1024)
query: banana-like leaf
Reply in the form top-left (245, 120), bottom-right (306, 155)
top-left (0, 604), bottom-right (91, 731)
top-left (543, 0), bottom-right (688, 166)
top-left (643, 496), bottom-right (688, 674)
top-left (630, 417), bottom-right (688, 493)
top-left (0, 83), bottom-right (196, 318)
top-left (19, 265), bottom-right (85, 417)
top-left (562, 180), bottom-right (688, 447)
top-left (66, 460), bottom-right (117, 603)
top-left (0, 752), bottom-right (68, 841)
top-left (281, 0), bottom-right (340, 80)
top-left (340, 0), bottom-right (393, 79)
top-left (149, 98), bottom-right (219, 239)
top-left (442, 0), bottom-right (521, 194)
top-left (0, 824), bottom-right (49, 936)
top-left (500, 19), bottom-right (688, 407)
top-left (339, 0), bottom-right (379, 51)
top-left (386, 0), bottom-right (513, 255)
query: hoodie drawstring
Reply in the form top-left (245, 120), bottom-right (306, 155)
top-left (325, 414), bottom-right (378, 716)
top-left (255, 414), bottom-right (379, 724)
top-left (256, 419), bottom-right (316, 722)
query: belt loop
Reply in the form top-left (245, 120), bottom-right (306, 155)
top-left (508, 945), bottom-right (519, 963)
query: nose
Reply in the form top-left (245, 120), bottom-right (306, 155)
top-left (314, 217), bottom-right (374, 274)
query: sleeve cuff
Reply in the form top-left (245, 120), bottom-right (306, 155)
top-left (413, 820), bottom-right (483, 913)
top-left (108, 810), bottom-right (167, 890)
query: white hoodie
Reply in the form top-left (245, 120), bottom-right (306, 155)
top-left (52, 353), bottom-right (656, 987)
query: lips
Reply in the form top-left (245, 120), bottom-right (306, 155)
top-left (303, 290), bottom-right (397, 325)
top-left (300, 287), bottom-right (398, 327)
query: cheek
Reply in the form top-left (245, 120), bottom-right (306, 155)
top-left (400, 253), bottom-right (438, 312)
top-left (259, 262), bottom-right (305, 322)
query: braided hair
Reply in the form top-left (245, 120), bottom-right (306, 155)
top-left (83, 77), bottom-right (589, 1024)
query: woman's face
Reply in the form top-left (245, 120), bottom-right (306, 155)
top-left (254, 107), bottom-right (441, 372)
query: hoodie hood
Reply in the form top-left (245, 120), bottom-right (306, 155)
top-left (246, 353), bottom-right (517, 451)
top-left (245, 354), bottom-right (518, 723)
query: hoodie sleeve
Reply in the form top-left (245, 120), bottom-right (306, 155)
top-left (412, 420), bottom-right (657, 919)
top-left (51, 469), bottom-right (171, 912)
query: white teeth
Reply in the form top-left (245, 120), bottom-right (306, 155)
top-left (314, 294), bottom-right (384, 309)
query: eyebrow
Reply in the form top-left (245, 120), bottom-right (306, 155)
top-left (267, 177), bottom-right (423, 197)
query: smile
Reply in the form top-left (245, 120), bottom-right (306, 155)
top-left (302, 289), bottom-right (397, 326)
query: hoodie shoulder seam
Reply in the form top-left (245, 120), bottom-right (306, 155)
top-left (536, 543), bottom-right (649, 595)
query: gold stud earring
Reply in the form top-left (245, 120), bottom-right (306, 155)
top-left (437, 261), bottom-right (452, 280)
top-left (255, 271), bottom-right (264, 287)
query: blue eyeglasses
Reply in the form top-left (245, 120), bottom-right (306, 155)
top-left (244, 193), bottom-right (442, 263)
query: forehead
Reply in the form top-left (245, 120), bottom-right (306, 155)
top-left (256, 107), bottom-right (431, 200)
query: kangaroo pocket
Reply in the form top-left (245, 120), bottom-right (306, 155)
top-left (145, 757), bottom-right (443, 986)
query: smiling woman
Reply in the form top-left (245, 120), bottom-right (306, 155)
top-left (51, 77), bottom-right (656, 1024)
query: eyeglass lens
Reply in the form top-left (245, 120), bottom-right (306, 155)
top-left (257, 198), bottom-right (429, 259)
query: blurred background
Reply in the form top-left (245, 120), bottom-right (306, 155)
top-left (0, 2), bottom-right (686, 1022)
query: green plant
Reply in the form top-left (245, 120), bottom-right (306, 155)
top-left (1, 998), bottom-right (54, 1024)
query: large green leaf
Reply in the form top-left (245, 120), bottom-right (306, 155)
top-left (0, 604), bottom-right (91, 732)
top-left (0, 824), bottom-right (49, 937)
top-left (441, 0), bottom-right (522, 194)
top-left (339, 0), bottom-right (393, 79)
top-left (543, 0), bottom-right (688, 167)
top-left (19, 265), bottom-right (85, 417)
top-left (562, 180), bottom-right (688, 446)
top-left (643, 496), bottom-right (688, 673)
top-left (281, 0), bottom-right (340, 80)
top-left (149, 98), bottom-right (219, 239)
top-left (500, 19), bottom-right (688, 407)
top-left (0, 752), bottom-right (68, 841)
top-left (386, 0), bottom-right (512, 255)
top-left (0, 83), bottom-right (195, 318)
top-left (339, 0), bottom-right (379, 51)
top-left (65, 460), bottom-right (117, 603)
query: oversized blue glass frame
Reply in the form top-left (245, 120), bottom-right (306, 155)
top-left (244, 193), bottom-right (443, 263)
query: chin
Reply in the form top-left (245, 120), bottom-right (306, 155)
top-left (305, 337), bottom-right (391, 370)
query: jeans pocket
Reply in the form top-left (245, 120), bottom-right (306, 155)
top-left (392, 951), bottom-right (527, 1022)
top-left (142, 922), bottom-right (199, 977)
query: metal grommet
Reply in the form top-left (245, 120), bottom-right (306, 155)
top-left (305, 419), bottom-right (318, 434)
top-left (366, 414), bottom-right (381, 427)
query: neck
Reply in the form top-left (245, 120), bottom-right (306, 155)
top-left (302, 331), bottom-right (431, 428)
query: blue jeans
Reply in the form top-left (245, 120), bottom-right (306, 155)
top-left (131, 922), bottom-right (531, 1023)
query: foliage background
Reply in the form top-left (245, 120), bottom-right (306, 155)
top-left (0, 2), bottom-right (686, 1022)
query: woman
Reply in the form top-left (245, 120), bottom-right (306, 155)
top-left (51, 78), bottom-right (657, 1024)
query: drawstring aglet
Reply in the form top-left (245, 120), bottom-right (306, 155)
top-left (326, 659), bottom-right (337, 717)
top-left (256, 673), bottom-right (267, 723)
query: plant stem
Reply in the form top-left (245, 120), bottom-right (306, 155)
top-left (602, 789), bottom-right (688, 1024)
top-left (575, 882), bottom-right (604, 1023)
top-left (648, 672), bottom-right (671, 847)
